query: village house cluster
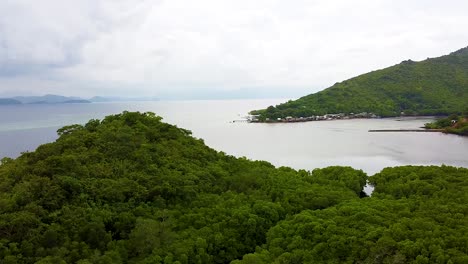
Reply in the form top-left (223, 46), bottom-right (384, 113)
top-left (248, 112), bottom-right (379, 123)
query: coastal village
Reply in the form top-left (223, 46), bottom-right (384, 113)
top-left (247, 112), bottom-right (380, 123)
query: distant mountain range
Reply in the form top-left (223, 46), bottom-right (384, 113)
top-left (89, 96), bottom-right (160, 102)
top-left (14, 95), bottom-right (90, 104)
top-left (252, 46), bottom-right (468, 119)
top-left (0, 95), bottom-right (159, 105)
top-left (0, 95), bottom-right (91, 105)
top-left (0, 98), bottom-right (22, 105)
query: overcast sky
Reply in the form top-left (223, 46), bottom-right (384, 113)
top-left (1, 0), bottom-right (468, 99)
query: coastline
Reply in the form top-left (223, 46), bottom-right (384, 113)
top-left (244, 115), bottom-right (468, 137)
top-left (248, 112), bottom-right (381, 123)
top-left (246, 114), bottom-right (440, 124)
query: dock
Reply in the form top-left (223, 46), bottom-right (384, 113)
top-left (369, 129), bottom-right (444, 133)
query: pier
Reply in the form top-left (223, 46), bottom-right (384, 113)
top-left (369, 129), bottom-right (444, 133)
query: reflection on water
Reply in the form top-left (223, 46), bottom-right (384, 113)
top-left (1, 100), bottom-right (468, 176)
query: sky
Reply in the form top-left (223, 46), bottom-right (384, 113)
top-left (1, 0), bottom-right (468, 99)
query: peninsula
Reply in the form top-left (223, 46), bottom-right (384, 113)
top-left (251, 46), bottom-right (468, 121)
top-left (424, 115), bottom-right (468, 136)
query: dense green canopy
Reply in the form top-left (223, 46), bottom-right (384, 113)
top-left (252, 47), bottom-right (468, 119)
top-left (0, 112), bottom-right (467, 263)
top-left (235, 166), bottom-right (468, 263)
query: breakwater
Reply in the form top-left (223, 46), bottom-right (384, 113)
top-left (369, 129), bottom-right (444, 133)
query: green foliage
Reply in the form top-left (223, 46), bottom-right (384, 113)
top-left (424, 115), bottom-right (468, 136)
top-left (253, 47), bottom-right (468, 119)
top-left (236, 166), bottom-right (468, 263)
top-left (1, 112), bottom-right (467, 263)
top-left (0, 112), bottom-right (365, 263)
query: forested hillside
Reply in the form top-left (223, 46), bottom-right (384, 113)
top-left (0, 112), bottom-right (467, 263)
top-left (252, 47), bottom-right (468, 120)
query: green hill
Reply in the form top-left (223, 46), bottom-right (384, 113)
top-left (1, 112), bottom-right (468, 263)
top-left (252, 47), bottom-right (468, 120)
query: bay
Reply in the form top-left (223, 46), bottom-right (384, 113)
top-left (1, 99), bottom-right (467, 177)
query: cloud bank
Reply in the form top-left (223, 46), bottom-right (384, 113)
top-left (1, 0), bottom-right (468, 98)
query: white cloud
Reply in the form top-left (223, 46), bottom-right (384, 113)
top-left (1, 0), bottom-right (468, 97)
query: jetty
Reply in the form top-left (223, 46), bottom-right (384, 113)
top-left (369, 129), bottom-right (444, 133)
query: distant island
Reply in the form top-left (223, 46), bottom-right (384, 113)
top-left (0, 94), bottom-right (160, 105)
top-left (0, 94), bottom-right (91, 105)
top-left (89, 96), bottom-right (160, 102)
top-left (0, 98), bottom-right (22, 105)
top-left (251, 46), bottom-right (468, 121)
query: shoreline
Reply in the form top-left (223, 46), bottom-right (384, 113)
top-left (249, 116), bottom-right (380, 124)
top-left (246, 115), bottom-right (441, 124)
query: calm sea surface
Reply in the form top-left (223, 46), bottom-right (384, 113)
top-left (1, 99), bottom-right (468, 177)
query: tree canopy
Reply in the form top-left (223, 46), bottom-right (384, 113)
top-left (0, 112), bottom-right (467, 263)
